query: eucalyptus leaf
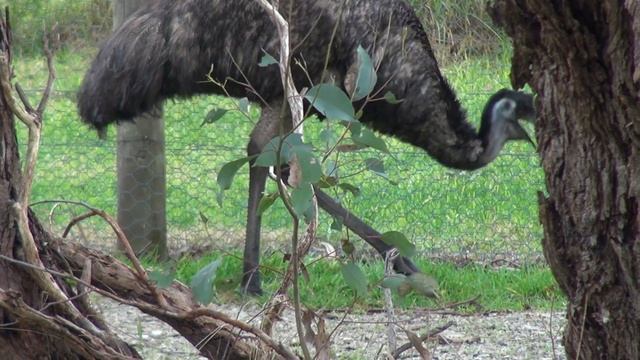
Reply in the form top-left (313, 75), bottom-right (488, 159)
top-left (305, 84), bottom-right (356, 122)
top-left (295, 150), bottom-right (323, 184)
top-left (319, 127), bottom-right (337, 145)
top-left (217, 156), bottom-right (253, 191)
top-left (407, 273), bottom-right (439, 298)
top-left (258, 192), bottom-right (279, 215)
top-left (338, 183), bottom-right (360, 196)
top-left (352, 127), bottom-right (390, 153)
top-left (238, 97), bottom-right (250, 114)
top-left (254, 133), bottom-right (307, 167)
top-left (353, 45), bottom-right (377, 101)
top-left (384, 91), bottom-right (402, 104)
top-left (364, 158), bottom-right (385, 175)
top-left (258, 51), bottom-right (278, 67)
top-left (201, 108), bottom-right (229, 126)
top-left (149, 268), bottom-right (176, 288)
top-left (381, 230), bottom-right (416, 258)
top-left (291, 185), bottom-right (314, 217)
top-left (331, 216), bottom-right (343, 231)
top-left (190, 259), bottom-right (222, 305)
top-left (341, 262), bottom-right (368, 298)
top-left (381, 274), bottom-right (407, 290)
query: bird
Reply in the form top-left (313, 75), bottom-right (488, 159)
top-left (77, 0), bottom-right (535, 295)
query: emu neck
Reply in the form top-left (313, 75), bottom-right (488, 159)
top-left (340, 3), bottom-right (504, 171)
top-left (362, 60), bottom-right (504, 170)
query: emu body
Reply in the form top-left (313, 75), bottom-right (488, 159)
top-left (78, 0), bottom-right (535, 294)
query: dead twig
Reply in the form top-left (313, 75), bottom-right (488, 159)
top-left (392, 321), bottom-right (455, 359)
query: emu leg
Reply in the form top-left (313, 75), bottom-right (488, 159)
top-left (242, 103), bottom-right (285, 295)
top-left (314, 187), bottom-right (420, 275)
top-left (242, 163), bottom-right (269, 295)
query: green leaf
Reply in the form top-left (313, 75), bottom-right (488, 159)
top-left (341, 262), bottom-right (368, 298)
top-left (324, 160), bottom-right (338, 177)
top-left (384, 91), bottom-right (402, 104)
top-left (198, 211), bottom-right (209, 225)
top-left (381, 231), bottom-right (416, 258)
top-left (352, 127), bottom-right (390, 153)
top-left (364, 158), bottom-right (397, 184)
top-left (341, 238), bottom-right (355, 256)
top-left (331, 216), bottom-right (343, 231)
top-left (338, 183), bottom-right (360, 197)
top-left (381, 274), bottom-right (407, 290)
top-left (407, 273), bottom-right (439, 298)
top-left (291, 185), bottom-right (314, 217)
top-left (258, 192), bottom-right (279, 215)
top-left (215, 190), bottom-right (224, 207)
top-left (353, 45), bottom-right (377, 101)
top-left (305, 84), bottom-right (356, 122)
top-left (258, 51), bottom-right (278, 67)
top-left (364, 158), bottom-right (385, 175)
top-left (238, 97), bottom-right (250, 114)
top-left (318, 175), bottom-right (338, 188)
top-left (201, 108), bottom-right (229, 126)
top-left (149, 268), bottom-right (176, 288)
top-left (217, 156), bottom-right (253, 191)
top-left (190, 259), bottom-right (222, 304)
top-left (296, 151), bottom-right (323, 184)
top-left (254, 134), bottom-right (306, 167)
top-left (319, 127), bottom-right (337, 145)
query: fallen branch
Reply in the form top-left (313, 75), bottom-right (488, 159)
top-left (52, 238), bottom-right (297, 359)
top-left (392, 321), bottom-right (455, 359)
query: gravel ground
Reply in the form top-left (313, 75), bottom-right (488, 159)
top-left (95, 296), bottom-right (566, 359)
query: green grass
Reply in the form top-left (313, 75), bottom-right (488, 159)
top-left (7, 3), bottom-right (555, 314)
top-left (15, 44), bottom-right (545, 261)
top-left (146, 251), bottom-right (563, 312)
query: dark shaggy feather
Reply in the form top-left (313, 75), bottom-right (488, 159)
top-left (78, 0), bottom-right (530, 170)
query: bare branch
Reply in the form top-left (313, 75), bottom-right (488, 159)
top-left (37, 34), bottom-right (56, 115)
top-left (392, 321), bottom-right (455, 359)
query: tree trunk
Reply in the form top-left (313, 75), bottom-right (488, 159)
top-left (0, 12), bottom-right (140, 359)
top-left (491, 1), bottom-right (640, 359)
top-left (114, 0), bottom-right (168, 259)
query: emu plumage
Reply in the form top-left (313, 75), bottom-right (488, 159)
top-left (78, 0), bottom-right (535, 294)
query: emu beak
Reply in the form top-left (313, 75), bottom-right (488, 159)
top-left (509, 119), bottom-right (535, 147)
top-left (512, 92), bottom-right (536, 147)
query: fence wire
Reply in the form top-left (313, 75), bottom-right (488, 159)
top-left (10, 0), bottom-right (545, 265)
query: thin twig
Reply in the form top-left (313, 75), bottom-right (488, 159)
top-left (391, 321), bottom-right (455, 359)
top-left (62, 210), bottom-right (99, 238)
top-left (30, 199), bottom-right (167, 308)
top-left (14, 83), bottom-right (34, 112)
top-left (186, 308), bottom-right (299, 360)
top-left (383, 249), bottom-right (399, 355)
top-left (253, 1), bottom-right (313, 359)
top-left (37, 34), bottom-right (56, 115)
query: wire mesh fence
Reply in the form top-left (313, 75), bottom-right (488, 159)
top-left (9, 0), bottom-right (546, 265)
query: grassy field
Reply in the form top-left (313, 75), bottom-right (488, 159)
top-left (145, 251), bottom-right (562, 311)
top-left (16, 46), bottom-right (545, 262)
top-left (10, 46), bottom-right (558, 311)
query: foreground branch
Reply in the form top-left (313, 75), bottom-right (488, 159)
top-left (53, 238), bottom-right (296, 359)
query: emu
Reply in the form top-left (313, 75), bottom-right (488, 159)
top-left (78, 0), bottom-right (535, 295)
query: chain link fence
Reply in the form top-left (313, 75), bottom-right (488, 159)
top-left (10, 0), bottom-right (545, 265)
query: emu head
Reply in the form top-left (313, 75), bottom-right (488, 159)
top-left (476, 89), bottom-right (536, 164)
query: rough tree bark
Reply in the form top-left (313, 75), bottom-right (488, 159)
top-left (0, 12), bottom-right (292, 360)
top-left (0, 12), bottom-right (140, 359)
top-left (490, 1), bottom-right (640, 359)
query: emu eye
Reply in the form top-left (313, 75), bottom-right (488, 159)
top-left (492, 98), bottom-right (517, 122)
